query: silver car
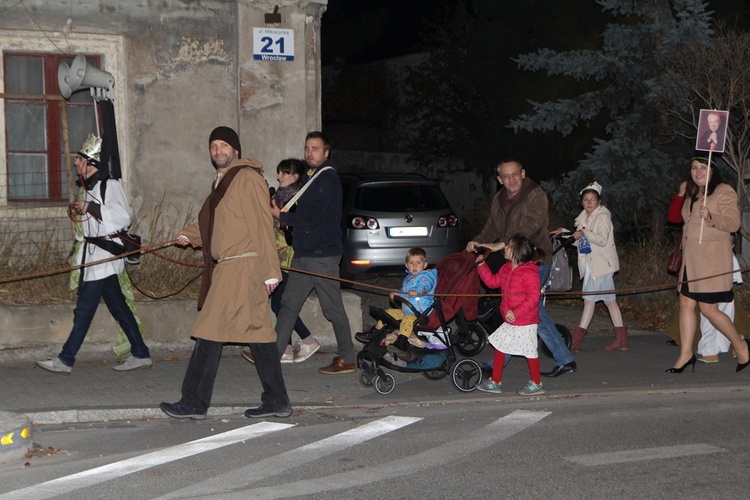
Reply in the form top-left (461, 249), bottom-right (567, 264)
top-left (340, 173), bottom-right (461, 277)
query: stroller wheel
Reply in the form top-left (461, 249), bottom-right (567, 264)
top-left (451, 358), bottom-right (483, 392)
top-left (423, 367), bottom-right (449, 380)
top-left (539, 323), bottom-right (573, 359)
top-left (454, 321), bottom-right (488, 357)
top-left (359, 370), bottom-right (374, 387)
top-left (373, 373), bottom-right (395, 395)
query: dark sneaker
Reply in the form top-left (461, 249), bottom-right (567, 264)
top-left (159, 401), bottom-right (206, 420)
top-left (244, 405), bottom-right (293, 418)
top-left (540, 361), bottom-right (577, 378)
top-left (318, 356), bottom-right (356, 374)
top-left (355, 326), bottom-right (381, 344)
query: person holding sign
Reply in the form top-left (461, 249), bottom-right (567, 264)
top-left (667, 157), bottom-right (750, 374)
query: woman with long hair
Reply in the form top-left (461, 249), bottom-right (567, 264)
top-left (668, 157), bottom-right (750, 373)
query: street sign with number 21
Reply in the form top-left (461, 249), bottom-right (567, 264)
top-left (253, 28), bottom-right (295, 61)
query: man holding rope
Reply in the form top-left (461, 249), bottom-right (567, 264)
top-left (36, 134), bottom-right (152, 374)
top-left (466, 159), bottom-right (577, 378)
top-left (160, 126), bottom-right (291, 419)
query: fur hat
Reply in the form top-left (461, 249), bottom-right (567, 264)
top-left (78, 133), bottom-right (102, 164)
top-left (579, 181), bottom-right (602, 197)
top-left (209, 126), bottom-right (242, 158)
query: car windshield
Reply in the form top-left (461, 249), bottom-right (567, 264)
top-left (353, 183), bottom-right (451, 212)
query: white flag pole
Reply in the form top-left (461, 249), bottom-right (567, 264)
top-left (698, 150), bottom-right (713, 244)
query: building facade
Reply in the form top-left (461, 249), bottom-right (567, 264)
top-left (0, 0), bottom-right (327, 262)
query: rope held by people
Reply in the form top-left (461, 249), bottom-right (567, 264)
top-left (0, 240), bottom-right (175, 285)
top-left (281, 263), bottom-right (749, 300)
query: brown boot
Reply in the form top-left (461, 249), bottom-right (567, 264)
top-left (571, 326), bottom-right (587, 352)
top-left (603, 326), bottom-right (629, 351)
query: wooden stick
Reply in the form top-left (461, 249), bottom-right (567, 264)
top-left (699, 150), bottom-right (713, 244)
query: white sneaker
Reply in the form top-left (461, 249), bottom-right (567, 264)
top-left (113, 356), bottom-right (153, 371)
top-left (294, 339), bottom-right (321, 363)
top-left (281, 350), bottom-right (295, 363)
top-left (35, 357), bottom-right (71, 375)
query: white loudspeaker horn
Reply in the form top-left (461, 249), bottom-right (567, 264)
top-left (57, 54), bottom-right (115, 99)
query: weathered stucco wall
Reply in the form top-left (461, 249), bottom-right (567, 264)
top-left (0, 0), bottom-right (327, 247)
top-left (0, 1), bottom-right (337, 346)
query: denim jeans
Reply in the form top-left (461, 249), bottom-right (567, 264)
top-left (485, 264), bottom-right (574, 368)
top-left (180, 339), bottom-right (290, 414)
top-left (537, 264), bottom-right (575, 366)
top-left (59, 274), bottom-right (150, 367)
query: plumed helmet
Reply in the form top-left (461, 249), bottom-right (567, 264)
top-left (78, 133), bottom-right (102, 164)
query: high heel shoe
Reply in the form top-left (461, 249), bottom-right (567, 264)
top-left (666, 354), bottom-right (696, 373)
top-left (736, 338), bottom-right (750, 373)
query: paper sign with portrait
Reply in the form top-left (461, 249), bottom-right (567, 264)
top-left (695, 109), bottom-right (729, 153)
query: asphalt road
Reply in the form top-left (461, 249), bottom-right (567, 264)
top-left (3, 387), bottom-right (749, 499)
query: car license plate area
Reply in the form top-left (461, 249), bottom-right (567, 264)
top-left (388, 226), bottom-right (428, 237)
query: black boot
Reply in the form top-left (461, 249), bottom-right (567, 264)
top-left (393, 334), bottom-right (411, 352)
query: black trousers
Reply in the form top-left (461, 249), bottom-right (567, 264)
top-left (180, 338), bottom-right (290, 413)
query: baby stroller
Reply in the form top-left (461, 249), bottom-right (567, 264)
top-left (476, 232), bottom-right (575, 358)
top-left (356, 251), bottom-right (488, 394)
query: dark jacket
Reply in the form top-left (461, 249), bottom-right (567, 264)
top-left (473, 178), bottom-right (553, 265)
top-left (279, 160), bottom-right (343, 258)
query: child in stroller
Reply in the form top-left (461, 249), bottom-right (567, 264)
top-left (355, 247), bottom-right (437, 351)
top-left (355, 251), bottom-right (489, 394)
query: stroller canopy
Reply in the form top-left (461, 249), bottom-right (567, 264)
top-left (423, 251), bottom-right (480, 328)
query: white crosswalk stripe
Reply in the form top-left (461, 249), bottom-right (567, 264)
top-left (190, 409), bottom-right (552, 499)
top-left (157, 415), bottom-right (423, 499)
top-left (0, 410), bottom-right (551, 499)
top-left (0, 422), bottom-right (294, 500)
top-left (567, 443), bottom-right (725, 466)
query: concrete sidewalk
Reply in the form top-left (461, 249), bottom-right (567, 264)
top-left (4, 333), bottom-right (749, 424)
top-left (3, 321), bottom-right (750, 462)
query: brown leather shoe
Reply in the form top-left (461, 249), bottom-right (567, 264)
top-left (318, 356), bottom-right (355, 375)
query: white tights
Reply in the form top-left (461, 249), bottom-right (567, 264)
top-left (579, 299), bottom-right (623, 329)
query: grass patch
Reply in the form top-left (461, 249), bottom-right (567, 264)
top-left (0, 205), bottom-right (203, 305)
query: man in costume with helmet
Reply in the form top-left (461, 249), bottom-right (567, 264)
top-left (35, 134), bottom-right (152, 374)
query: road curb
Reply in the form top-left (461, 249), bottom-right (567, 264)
top-left (18, 384), bottom-right (750, 425)
top-left (0, 411), bottom-right (33, 463)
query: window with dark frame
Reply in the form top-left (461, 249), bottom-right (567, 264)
top-left (3, 52), bottom-right (99, 203)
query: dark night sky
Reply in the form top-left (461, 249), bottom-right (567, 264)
top-left (321, 0), bottom-right (453, 66)
top-left (321, 0), bottom-right (750, 67)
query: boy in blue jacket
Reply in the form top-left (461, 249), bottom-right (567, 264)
top-left (357, 247), bottom-right (437, 350)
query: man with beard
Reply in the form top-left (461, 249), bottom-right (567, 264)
top-left (269, 131), bottom-right (356, 375)
top-left (160, 126), bottom-right (291, 419)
